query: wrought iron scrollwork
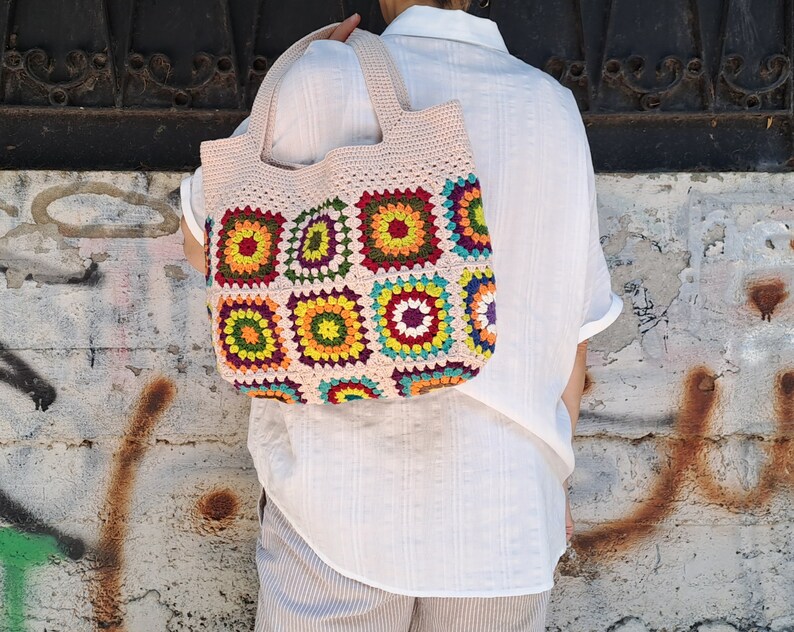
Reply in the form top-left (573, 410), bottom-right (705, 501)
top-left (124, 51), bottom-right (238, 108)
top-left (245, 56), bottom-right (271, 107)
top-left (2, 48), bottom-right (113, 106)
top-left (602, 54), bottom-right (704, 110)
top-left (1, 0), bottom-right (793, 171)
top-left (544, 57), bottom-right (587, 88)
top-left (719, 54), bottom-right (791, 109)
top-left (543, 56), bottom-right (589, 109)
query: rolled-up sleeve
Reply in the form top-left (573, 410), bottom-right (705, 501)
top-left (577, 137), bottom-right (623, 343)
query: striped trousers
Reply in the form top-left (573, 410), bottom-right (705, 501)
top-left (254, 491), bottom-right (550, 632)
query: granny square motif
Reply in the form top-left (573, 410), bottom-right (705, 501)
top-left (200, 26), bottom-right (497, 404)
top-left (214, 206), bottom-right (284, 287)
top-left (284, 197), bottom-right (354, 284)
top-left (356, 187), bottom-right (442, 272)
top-left (319, 376), bottom-right (385, 404)
top-left (370, 273), bottom-right (453, 361)
top-left (288, 288), bottom-right (371, 368)
top-left (235, 377), bottom-right (306, 404)
top-left (460, 268), bottom-right (497, 359)
top-left (216, 295), bottom-right (289, 372)
top-left (442, 174), bottom-right (492, 260)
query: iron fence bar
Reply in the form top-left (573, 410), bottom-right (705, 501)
top-left (572, 0), bottom-right (590, 107)
top-left (594, 0), bottom-right (615, 111)
top-left (98, 0), bottom-right (118, 108)
top-left (689, 0), bottom-right (711, 111)
top-left (118, 0), bottom-right (137, 107)
top-left (0, 0), bottom-right (15, 103)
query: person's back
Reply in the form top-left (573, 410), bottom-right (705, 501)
top-left (243, 4), bottom-right (618, 470)
top-left (180, 3), bottom-right (621, 629)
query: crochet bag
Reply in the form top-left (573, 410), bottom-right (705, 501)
top-left (199, 24), bottom-right (496, 405)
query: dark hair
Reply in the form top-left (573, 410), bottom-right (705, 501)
top-left (438, 0), bottom-right (473, 9)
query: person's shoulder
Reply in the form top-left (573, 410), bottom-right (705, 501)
top-left (288, 38), bottom-right (360, 76)
top-left (505, 54), bottom-right (578, 108)
top-left (498, 55), bottom-right (587, 142)
top-left (275, 39), bottom-right (359, 101)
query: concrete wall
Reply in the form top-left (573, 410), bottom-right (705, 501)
top-left (0, 171), bottom-right (791, 631)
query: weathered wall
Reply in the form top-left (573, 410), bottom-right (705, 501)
top-left (0, 171), bottom-right (791, 631)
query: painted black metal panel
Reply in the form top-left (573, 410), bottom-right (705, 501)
top-left (0, 0), bottom-right (792, 171)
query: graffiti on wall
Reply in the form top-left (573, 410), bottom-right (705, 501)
top-left (0, 372), bottom-right (247, 632)
top-left (0, 490), bottom-right (86, 632)
top-left (0, 172), bottom-right (253, 631)
top-left (0, 344), bottom-right (72, 631)
top-left (1, 171), bottom-right (793, 631)
top-left (89, 376), bottom-right (177, 631)
top-left (572, 366), bottom-right (793, 557)
top-left (0, 343), bottom-right (57, 412)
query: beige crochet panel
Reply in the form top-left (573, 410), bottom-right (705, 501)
top-left (199, 25), bottom-right (497, 405)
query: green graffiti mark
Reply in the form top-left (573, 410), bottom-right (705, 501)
top-left (0, 527), bottom-right (65, 632)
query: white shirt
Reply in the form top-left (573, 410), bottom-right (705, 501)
top-left (181, 6), bottom-right (622, 596)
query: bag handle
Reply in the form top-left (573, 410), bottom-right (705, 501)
top-left (248, 25), bottom-right (412, 163)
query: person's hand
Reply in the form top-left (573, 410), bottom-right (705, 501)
top-left (565, 482), bottom-right (574, 544)
top-left (329, 13), bottom-right (361, 42)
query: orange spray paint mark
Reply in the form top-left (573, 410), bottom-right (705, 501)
top-left (195, 489), bottom-right (241, 533)
top-left (574, 367), bottom-right (718, 556)
top-left (574, 367), bottom-right (794, 560)
top-left (747, 278), bottom-right (788, 321)
top-left (89, 376), bottom-right (176, 631)
top-left (696, 370), bottom-right (794, 509)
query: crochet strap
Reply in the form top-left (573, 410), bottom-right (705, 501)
top-left (249, 25), bottom-right (411, 162)
top-left (346, 29), bottom-right (412, 132)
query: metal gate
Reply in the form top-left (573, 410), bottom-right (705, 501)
top-left (1, 0), bottom-right (791, 171)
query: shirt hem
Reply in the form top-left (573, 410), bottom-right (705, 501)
top-left (180, 175), bottom-right (205, 245)
top-left (578, 291), bottom-right (623, 343)
top-left (264, 492), bottom-right (558, 598)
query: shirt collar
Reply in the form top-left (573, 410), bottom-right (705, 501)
top-left (380, 5), bottom-right (509, 54)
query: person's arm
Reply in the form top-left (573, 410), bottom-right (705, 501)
top-left (182, 216), bottom-right (204, 274)
top-left (560, 338), bottom-right (588, 543)
top-left (561, 339), bottom-right (588, 435)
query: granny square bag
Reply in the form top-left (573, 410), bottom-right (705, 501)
top-left (199, 24), bottom-right (497, 405)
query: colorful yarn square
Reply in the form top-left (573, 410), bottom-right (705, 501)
top-left (370, 274), bottom-right (453, 360)
top-left (356, 187), bottom-right (442, 272)
top-left (442, 174), bottom-right (491, 260)
top-left (284, 197), bottom-right (353, 284)
top-left (318, 376), bottom-right (384, 404)
top-left (214, 206), bottom-right (284, 287)
top-left (234, 378), bottom-right (305, 404)
top-left (217, 295), bottom-right (289, 373)
top-left (204, 217), bottom-right (214, 287)
top-left (393, 362), bottom-right (480, 398)
top-left (460, 268), bottom-right (497, 358)
top-left (288, 288), bottom-right (371, 367)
